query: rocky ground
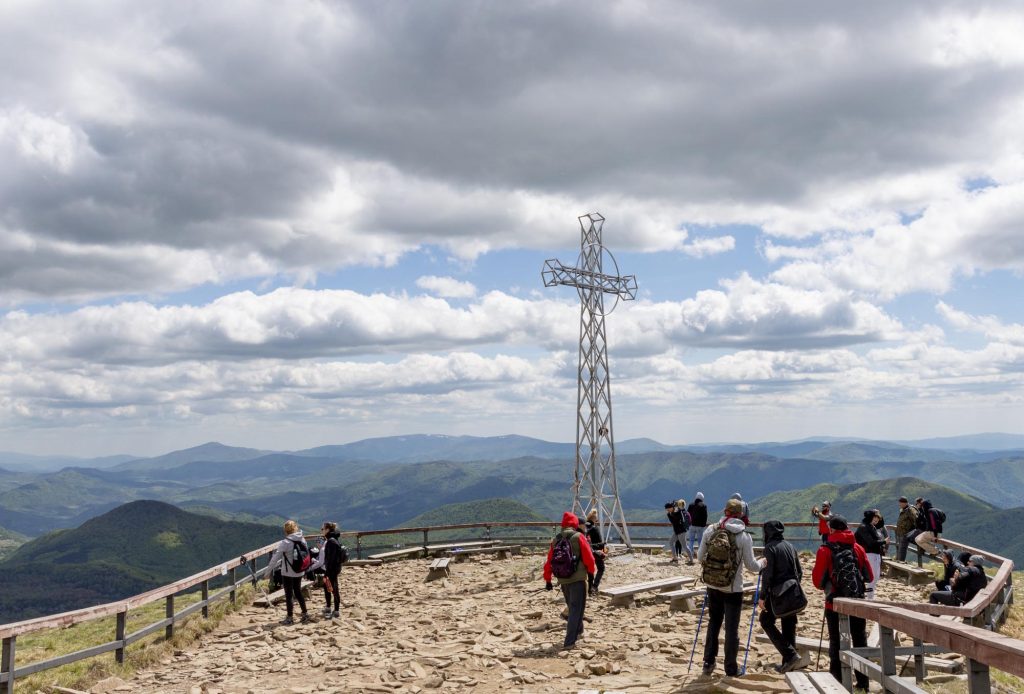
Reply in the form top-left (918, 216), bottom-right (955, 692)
top-left (93, 550), bottom-right (944, 694)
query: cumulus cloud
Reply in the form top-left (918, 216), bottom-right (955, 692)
top-left (2, 1), bottom-right (1023, 303)
top-left (415, 276), bottom-right (477, 299)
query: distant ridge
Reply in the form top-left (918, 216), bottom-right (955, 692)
top-left (114, 442), bottom-right (274, 472)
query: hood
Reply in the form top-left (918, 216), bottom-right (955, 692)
top-left (763, 520), bottom-right (786, 543)
top-left (921, 499), bottom-right (933, 511)
top-left (731, 492), bottom-right (743, 501)
top-left (286, 531), bottom-right (304, 543)
top-left (720, 517), bottom-right (747, 534)
top-left (862, 509), bottom-right (877, 524)
top-left (939, 549), bottom-right (954, 564)
top-left (561, 512), bottom-right (579, 529)
top-left (826, 529), bottom-right (856, 546)
top-left (325, 530), bottom-right (341, 540)
top-left (695, 492), bottom-right (705, 501)
top-left (957, 551), bottom-right (972, 565)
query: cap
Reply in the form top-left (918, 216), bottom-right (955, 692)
top-left (969, 555), bottom-right (985, 567)
top-left (828, 515), bottom-right (849, 531)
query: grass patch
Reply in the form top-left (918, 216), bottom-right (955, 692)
top-left (11, 583), bottom-right (255, 692)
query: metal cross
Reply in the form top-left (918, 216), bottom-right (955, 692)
top-left (542, 212), bottom-right (637, 546)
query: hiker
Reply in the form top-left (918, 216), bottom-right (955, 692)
top-left (666, 501), bottom-right (692, 563)
top-left (811, 501), bottom-right (833, 544)
top-left (905, 497), bottom-right (926, 553)
top-left (584, 509), bottom-right (607, 596)
top-left (895, 496), bottom-right (917, 561)
top-left (930, 555), bottom-right (988, 606)
top-left (697, 498), bottom-right (764, 677)
top-left (854, 509), bottom-right (885, 599)
top-left (266, 519), bottom-right (314, 625)
top-left (759, 520), bottom-right (806, 674)
top-left (543, 512), bottom-right (597, 650)
top-left (318, 521), bottom-right (345, 619)
top-left (873, 512), bottom-right (890, 556)
top-left (913, 499), bottom-right (943, 556)
top-left (812, 515), bottom-right (873, 690)
top-left (933, 549), bottom-right (958, 592)
top-left (729, 492), bottom-right (750, 526)
top-left (687, 492), bottom-right (708, 561)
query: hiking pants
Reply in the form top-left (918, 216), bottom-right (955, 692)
top-left (670, 532), bottom-right (690, 559)
top-left (759, 599), bottom-right (798, 663)
top-left (929, 590), bottom-right (962, 606)
top-left (323, 569), bottom-right (340, 611)
top-left (865, 553), bottom-right (881, 598)
top-left (914, 531), bottom-right (938, 555)
top-left (703, 589), bottom-right (743, 676)
top-left (826, 608), bottom-right (868, 690)
top-left (896, 532), bottom-right (910, 561)
top-left (587, 556), bottom-right (605, 593)
top-left (687, 525), bottom-right (705, 557)
top-left (561, 580), bottom-right (587, 648)
top-left (282, 575), bottom-right (307, 617)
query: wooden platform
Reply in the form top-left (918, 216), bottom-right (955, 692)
top-left (785, 672), bottom-right (846, 693)
top-left (600, 576), bottom-right (694, 606)
top-left (882, 558), bottom-right (935, 586)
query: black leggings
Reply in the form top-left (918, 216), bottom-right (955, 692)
top-left (588, 557), bottom-right (605, 592)
top-left (282, 575), bottom-right (307, 616)
top-left (323, 570), bottom-right (340, 611)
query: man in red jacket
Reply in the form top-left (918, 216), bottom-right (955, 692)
top-left (543, 511), bottom-right (597, 649)
top-left (812, 515), bottom-right (873, 691)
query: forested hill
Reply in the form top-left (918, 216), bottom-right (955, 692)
top-left (749, 477), bottom-right (1024, 563)
top-left (0, 500), bottom-right (277, 622)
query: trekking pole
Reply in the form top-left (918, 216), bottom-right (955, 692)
top-left (687, 588), bottom-right (709, 673)
top-left (240, 555), bottom-right (276, 608)
top-left (816, 609), bottom-right (826, 669)
top-left (741, 574), bottom-right (762, 675)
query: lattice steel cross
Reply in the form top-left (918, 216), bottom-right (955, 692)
top-left (542, 212), bottom-right (637, 546)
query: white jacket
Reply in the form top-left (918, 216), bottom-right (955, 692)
top-left (267, 531), bottom-right (324, 579)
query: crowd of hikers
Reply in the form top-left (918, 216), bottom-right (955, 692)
top-left (541, 491), bottom-right (989, 688)
top-left (260, 491), bottom-right (987, 687)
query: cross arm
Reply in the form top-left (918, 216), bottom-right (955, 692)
top-left (542, 259), bottom-right (638, 299)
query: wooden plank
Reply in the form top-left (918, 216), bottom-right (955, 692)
top-left (601, 576), bottom-right (693, 597)
top-left (124, 618), bottom-right (172, 646)
top-left (1, 636), bottom-right (14, 692)
top-left (11, 640), bottom-right (121, 679)
top-left (784, 672), bottom-right (819, 694)
top-left (806, 671), bottom-right (848, 693)
top-left (342, 559), bottom-right (382, 566)
top-left (367, 547), bottom-right (424, 560)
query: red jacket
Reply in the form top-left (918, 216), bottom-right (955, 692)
top-left (812, 529), bottom-right (874, 610)
top-left (543, 512), bottom-right (597, 583)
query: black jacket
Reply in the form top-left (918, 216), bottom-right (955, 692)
top-left (322, 531), bottom-right (344, 574)
top-left (921, 500), bottom-right (943, 533)
top-left (935, 549), bottom-right (956, 590)
top-left (953, 565), bottom-right (987, 604)
top-left (667, 508), bottom-right (688, 534)
top-left (855, 522), bottom-right (886, 555)
top-left (687, 500), bottom-right (708, 527)
top-left (762, 520), bottom-right (802, 594)
top-left (585, 520), bottom-right (605, 552)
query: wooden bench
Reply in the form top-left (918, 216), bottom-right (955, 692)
top-left (600, 576), bottom-right (694, 606)
top-left (253, 579), bottom-right (313, 607)
top-left (446, 545), bottom-right (521, 561)
top-left (882, 558), bottom-right (935, 586)
top-left (607, 542), bottom-right (663, 555)
top-left (343, 559), bottom-right (383, 567)
top-left (426, 557), bottom-right (451, 582)
top-left (367, 547), bottom-right (425, 561)
top-left (661, 581), bottom-right (757, 612)
top-left (785, 672), bottom-right (846, 693)
top-left (424, 540), bottom-right (499, 556)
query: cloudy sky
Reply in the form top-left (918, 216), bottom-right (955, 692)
top-left (3, 1), bottom-right (1024, 457)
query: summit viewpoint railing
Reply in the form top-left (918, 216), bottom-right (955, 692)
top-left (0, 520), bottom-right (1018, 693)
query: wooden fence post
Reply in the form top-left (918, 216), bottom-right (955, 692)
top-left (356, 535), bottom-right (362, 559)
top-left (879, 625), bottom-right (896, 678)
top-left (422, 529), bottom-right (429, 556)
top-left (229, 567), bottom-right (237, 605)
top-left (967, 658), bottom-right (991, 694)
top-left (1, 635), bottom-right (15, 694)
top-left (838, 613), bottom-right (853, 691)
top-left (115, 610), bottom-right (127, 664)
top-left (913, 636), bottom-right (926, 681)
top-left (165, 595), bottom-right (175, 641)
top-left (249, 559), bottom-right (257, 586)
top-left (202, 580), bottom-right (209, 619)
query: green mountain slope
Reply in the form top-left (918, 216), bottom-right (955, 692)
top-left (0, 500), bottom-right (278, 622)
top-left (0, 525), bottom-right (26, 562)
top-left (749, 477), bottom-right (1022, 563)
top-left (398, 498), bottom-right (549, 527)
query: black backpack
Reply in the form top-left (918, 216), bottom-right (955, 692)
top-left (550, 532), bottom-right (579, 579)
top-left (323, 537), bottom-right (349, 573)
top-left (827, 542), bottom-right (866, 600)
top-left (288, 538), bottom-right (312, 573)
top-left (933, 509), bottom-right (947, 524)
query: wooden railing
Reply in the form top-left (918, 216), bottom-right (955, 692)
top-left (832, 535), bottom-right (1018, 693)
top-left (0, 542), bottom-right (280, 694)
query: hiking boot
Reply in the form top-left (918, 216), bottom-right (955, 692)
top-left (300, 613), bottom-right (314, 624)
top-left (777, 653), bottom-right (802, 673)
top-left (280, 616), bottom-right (294, 626)
top-left (322, 607), bottom-right (332, 618)
top-left (669, 557), bottom-right (679, 564)
top-left (701, 663), bottom-right (714, 676)
top-left (331, 610), bottom-right (340, 619)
